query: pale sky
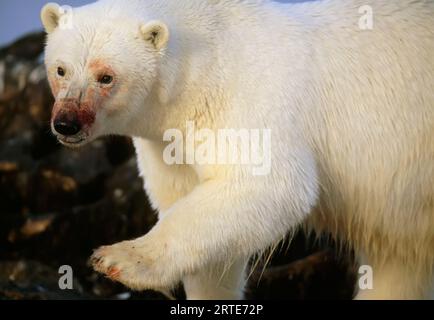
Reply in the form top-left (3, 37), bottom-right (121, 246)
top-left (0, 0), bottom-right (304, 47)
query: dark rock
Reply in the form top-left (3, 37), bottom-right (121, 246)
top-left (0, 32), bottom-right (46, 61)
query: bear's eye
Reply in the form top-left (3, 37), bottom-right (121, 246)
top-left (98, 75), bottom-right (113, 85)
top-left (57, 67), bottom-right (65, 77)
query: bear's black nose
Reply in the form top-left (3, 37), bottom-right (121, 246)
top-left (53, 112), bottom-right (82, 136)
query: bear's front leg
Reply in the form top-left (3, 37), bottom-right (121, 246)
top-left (183, 257), bottom-right (248, 300)
top-left (91, 162), bottom-right (318, 292)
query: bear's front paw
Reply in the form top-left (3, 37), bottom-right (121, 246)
top-left (90, 236), bottom-right (180, 291)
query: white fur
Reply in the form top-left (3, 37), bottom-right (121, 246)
top-left (42, 0), bottom-right (434, 299)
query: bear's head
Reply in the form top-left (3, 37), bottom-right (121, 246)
top-left (41, 3), bottom-right (170, 147)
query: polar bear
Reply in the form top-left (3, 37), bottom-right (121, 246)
top-left (41, 0), bottom-right (434, 300)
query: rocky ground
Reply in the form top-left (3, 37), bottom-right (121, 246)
top-left (0, 32), bottom-right (356, 300)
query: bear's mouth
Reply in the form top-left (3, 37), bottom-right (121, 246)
top-left (56, 135), bottom-right (89, 148)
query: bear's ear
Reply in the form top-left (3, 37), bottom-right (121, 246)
top-left (41, 3), bottom-right (63, 33)
top-left (140, 21), bottom-right (170, 50)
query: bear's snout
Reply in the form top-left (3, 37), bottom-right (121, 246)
top-left (51, 98), bottom-right (97, 143)
top-left (53, 110), bottom-right (82, 137)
